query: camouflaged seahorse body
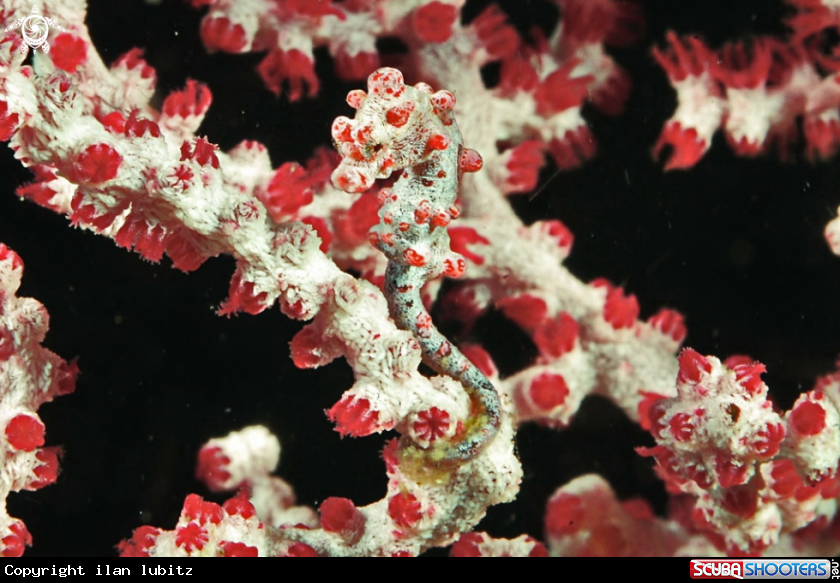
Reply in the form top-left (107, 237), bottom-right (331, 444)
top-left (331, 68), bottom-right (499, 463)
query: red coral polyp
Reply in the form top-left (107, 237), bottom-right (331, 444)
top-left (412, 407), bottom-right (451, 443)
top-left (0, 100), bottom-right (20, 141)
top-left (752, 422), bottom-right (784, 458)
top-left (653, 122), bottom-right (708, 171)
top-left (388, 492), bottom-right (423, 529)
top-left (124, 110), bottom-right (161, 138)
top-left (175, 522), bottom-right (208, 553)
top-left (545, 492), bottom-right (585, 537)
top-left (257, 162), bottom-right (314, 222)
top-left (117, 526), bottom-right (160, 557)
top-left (648, 309), bottom-right (687, 343)
top-left (257, 49), bottom-right (319, 101)
top-left (502, 140), bottom-right (545, 194)
top-left (200, 17), bottom-right (248, 53)
top-left (549, 126), bottom-right (596, 169)
top-left (533, 312), bottom-right (578, 360)
top-left (412, 2), bottom-right (459, 44)
top-left (319, 497), bottom-right (366, 545)
top-left (1, 522), bottom-right (32, 558)
top-left (220, 541), bottom-right (258, 557)
top-left (653, 32), bottom-right (712, 83)
top-left (328, 396), bottom-right (383, 437)
top-left (50, 34), bottom-right (87, 72)
top-left (219, 272), bottom-right (269, 316)
top-left (112, 48), bottom-right (156, 80)
top-left (163, 80), bottom-right (212, 119)
top-left (223, 493), bottom-right (256, 520)
top-left (677, 348), bottom-right (712, 384)
top-left (667, 412), bottom-right (694, 442)
top-left (789, 401), bottom-right (827, 436)
top-left (180, 137), bottom-right (219, 168)
top-left (182, 494), bottom-right (224, 526)
top-left (471, 5), bottom-right (520, 59)
top-left (115, 217), bottom-right (167, 262)
top-left (448, 226), bottom-right (489, 265)
top-left (290, 324), bottom-right (334, 369)
top-left (528, 373), bottom-right (570, 412)
top-left (594, 280), bottom-right (639, 330)
top-left (497, 294), bottom-right (548, 332)
top-left (70, 143), bottom-right (121, 184)
top-left (535, 60), bottom-right (592, 117)
top-left (195, 445), bottom-right (232, 492)
top-left (29, 448), bottom-right (60, 490)
top-left (5, 414), bottom-right (45, 452)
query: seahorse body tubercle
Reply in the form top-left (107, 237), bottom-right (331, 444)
top-left (331, 68), bottom-right (499, 463)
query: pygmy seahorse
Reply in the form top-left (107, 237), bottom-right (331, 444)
top-left (330, 68), bottom-right (499, 463)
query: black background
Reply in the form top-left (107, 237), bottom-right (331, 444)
top-left (0, 0), bottom-right (837, 556)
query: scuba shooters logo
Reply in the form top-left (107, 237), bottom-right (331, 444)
top-left (691, 559), bottom-right (835, 580)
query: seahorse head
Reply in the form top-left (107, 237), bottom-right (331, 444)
top-left (331, 68), bottom-right (458, 193)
